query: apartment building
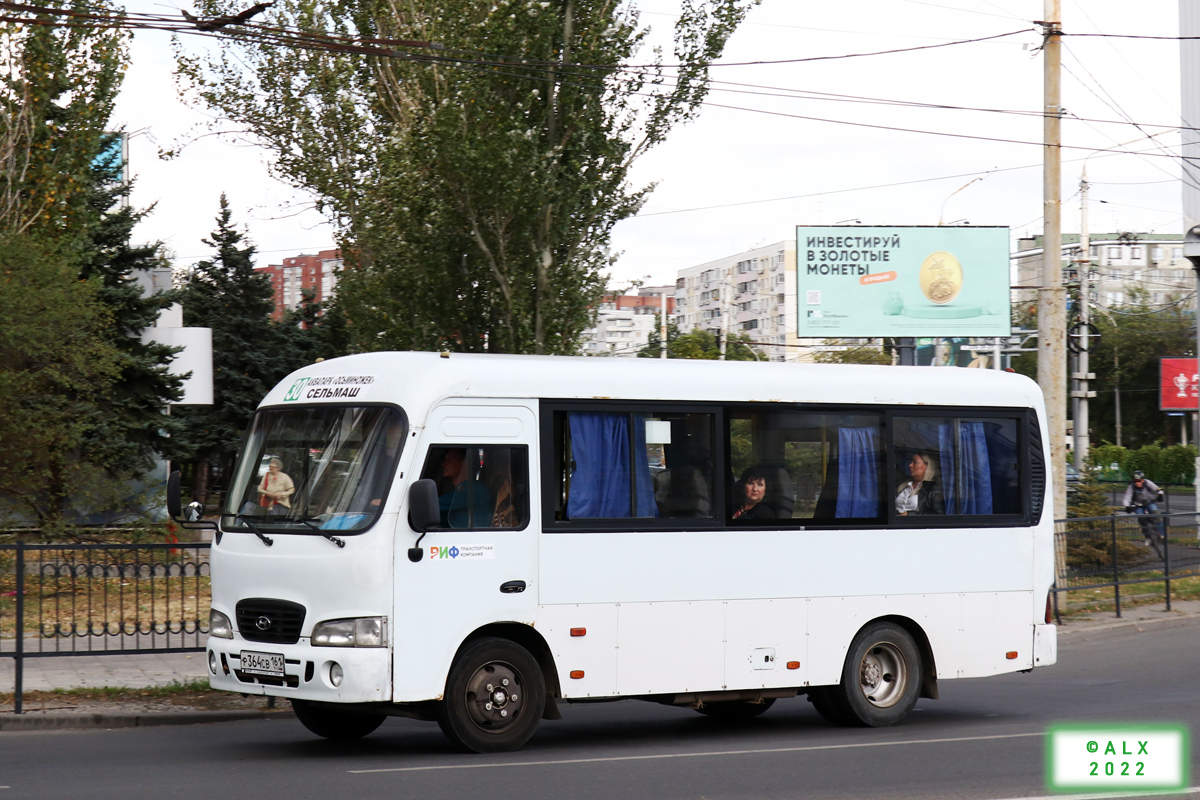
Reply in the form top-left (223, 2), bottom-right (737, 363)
top-left (1013, 234), bottom-right (1191, 308)
top-left (580, 287), bottom-right (674, 357)
top-left (256, 248), bottom-right (343, 320)
top-left (674, 241), bottom-right (806, 362)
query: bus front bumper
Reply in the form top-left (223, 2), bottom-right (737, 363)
top-left (205, 638), bottom-right (391, 703)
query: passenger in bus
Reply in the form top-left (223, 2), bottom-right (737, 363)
top-left (732, 467), bottom-right (773, 520)
top-left (895, 451), bottom-right (944, 515)
top-left (257, 457), bottom-right (295, 515)
top-left (438, 448), bottom-right (492, 528)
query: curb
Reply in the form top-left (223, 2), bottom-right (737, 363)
top-left (0, 708), bottom-right (294, 732)
top-left (1057, 610), bottom-right (1200, 642)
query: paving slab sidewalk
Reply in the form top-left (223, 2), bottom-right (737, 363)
top-left (3, 600), bottom-right (1199, 731)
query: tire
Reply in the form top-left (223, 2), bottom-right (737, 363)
top-left (437, 637), bottom-right (546, 753)
top-left (806, 686), bottom-right (855, 726)
top-left (291, 699), bottom-right (386, 741)
top-left (695, 697), bottom-right (775, 720)
top-left (827, 621), bottom-right (922, 727)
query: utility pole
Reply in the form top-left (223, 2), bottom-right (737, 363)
top-left (660, 287), bottom-right (668, 360)
top-left (1072, 167), bottom-right (1095, 469)
top-left (1038, 3), bottom-right (1068, 520)
top-left (719, 265), bottom-right (731, 360)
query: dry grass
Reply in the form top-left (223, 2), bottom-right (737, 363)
top-left (1056, 574), bottom-right (1200, 618)
top-left (0, 679), bottom-right (277, 714)
top-left (0, 549), bottom-right (211, 639)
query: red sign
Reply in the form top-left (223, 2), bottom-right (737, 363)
top-left (1160, 358), bottom-right (1199, 411)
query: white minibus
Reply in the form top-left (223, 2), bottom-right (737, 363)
top-left (168, 352), bottom-right (1057, 753)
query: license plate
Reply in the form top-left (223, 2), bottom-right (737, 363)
top-left (240, 650), bottom-right (285, 677)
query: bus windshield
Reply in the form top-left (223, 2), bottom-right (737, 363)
top-left (223, 405), bottom-right (407, 533)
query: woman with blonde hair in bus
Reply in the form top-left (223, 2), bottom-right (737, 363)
top-left (257, 457), bottom-right (295, 515)
top-left (895, 451), bottom-right (944, 516)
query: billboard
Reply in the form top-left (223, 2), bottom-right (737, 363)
top-left (1160, 357), bottom-right (1198, 411)
top-left (796, 225), bottom-right (1011, 338)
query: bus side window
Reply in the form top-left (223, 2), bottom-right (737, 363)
top-left (893, 416), bottom-right (1020, 516)
top-left (729, 409), bottom-right (883, 523)
top-left (418, 445), bottom-right (529, 530)
top-left (553, 410), bottom-right (715, 521)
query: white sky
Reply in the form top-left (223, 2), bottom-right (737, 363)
top-left (113, 1), bottom-right (1187, 284)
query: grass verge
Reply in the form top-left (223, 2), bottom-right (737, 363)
top-left (0, 678), bottom-right (277, 714)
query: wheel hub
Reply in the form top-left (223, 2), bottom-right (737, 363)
top-left (858, 643), bottom-right (906, 708)
top-left (464, 663), bottom-right (522, 729)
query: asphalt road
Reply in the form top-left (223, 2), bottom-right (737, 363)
top-left (2, 620), bottom-right (1198, 800)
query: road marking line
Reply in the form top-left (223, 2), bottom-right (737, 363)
top-left (349, 731), bottom-right (1043, 774)
top-left (984, 788), bottom-right (1200, 800)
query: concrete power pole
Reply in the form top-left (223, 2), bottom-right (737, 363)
top-left (1038, 3), bottom-right (1068, 521)
top-left (1072, 167), bottom-right (1095, 470)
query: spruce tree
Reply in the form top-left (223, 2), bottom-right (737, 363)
top-left (172, 195), bottom-right (298, 501)
top-left (76, 138), bottom-right (185, 477)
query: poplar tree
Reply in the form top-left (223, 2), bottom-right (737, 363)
top-left (176, 0), bottom-right (759, 355)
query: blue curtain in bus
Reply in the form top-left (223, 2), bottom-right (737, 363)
top-left (631, 414), bottom-right (658, 517)
top-left (939, 422), bottom-right (993, 514)
top-left (836, 426), bottom-right (881, 518)
top-left (566, 413), bottom-right (658, 518)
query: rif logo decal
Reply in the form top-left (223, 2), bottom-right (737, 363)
top-left (283, 377), bottom-right (311, 402)
top-left (428, 544), bottom-right (494, 561)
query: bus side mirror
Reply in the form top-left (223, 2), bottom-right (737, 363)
top-left (407, 478), bottom-right (440, 562)
top-left (167, 471), bottom-right (183, 518)
top-left (409, 479), bottom-right (440, 532)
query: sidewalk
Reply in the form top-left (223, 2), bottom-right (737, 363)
top-left (0, 650), bottom-right (207, 693)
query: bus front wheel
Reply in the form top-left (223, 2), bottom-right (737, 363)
top-left (291, 699), bottom-right (385, 741)
top-left (816, 621), bottom-right (922, 728)
top-left (438, 637), bottom-right (546, 753)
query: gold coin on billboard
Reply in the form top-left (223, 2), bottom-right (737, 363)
top-left (918, 251), bottom-right (963, 305)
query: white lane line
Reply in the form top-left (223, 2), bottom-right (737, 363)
top-left (349, 731), bottom-right (1043, 774)
top-left (985, 788), bottom-right (1200, 800)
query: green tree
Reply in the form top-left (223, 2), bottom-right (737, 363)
top-left (1014, 292), bottom-right (1195, 450)
top-left (172, 196), bottom-right (305, 501)
top-left (176, 0), bottom-right (758, 355)
top-left (0, 0), bottom-right (126, 243)
top-left (279, 287), bottom-right (352, 364)
top-left (638, 321), bottom-right (762, 361)
top-left (0, 236), bottom-right (121, 525)
top-left (1089, 294), bottom-right (1194, 449)
top-left (75, 139), bottom-right (185, 478)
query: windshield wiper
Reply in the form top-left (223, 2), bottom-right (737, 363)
top-left (298, 517), bottom-right (346, 548)
top-left (235, 514), bottom-right (274, 547)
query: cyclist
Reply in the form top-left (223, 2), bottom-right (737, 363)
top-left (1122, 470), bottom-right (1165, 544)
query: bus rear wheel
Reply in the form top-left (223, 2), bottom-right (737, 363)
top-left (291, 699), bottom-right (386, 741)
top-left (438, 637), bottom-right (546, 753)
top-left (826, 621), bottom-right (922, 727)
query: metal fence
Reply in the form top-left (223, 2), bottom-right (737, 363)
top-left (0, 541), bottom-right (210, 714)
top-left (1053, 511), bottom-right (1200, 622)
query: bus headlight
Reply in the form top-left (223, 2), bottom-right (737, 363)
top-left (311, 617), bottom-right (387, 647)
top-left (209, 609), bottom-right (234, 639)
